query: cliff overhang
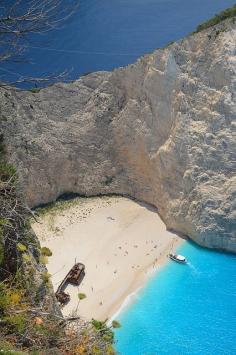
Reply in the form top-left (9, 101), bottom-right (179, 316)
top-left (1, 16), bottom-right (236, 253)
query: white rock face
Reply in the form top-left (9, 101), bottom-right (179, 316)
top-left (1, 19), bottom-right (236, 252)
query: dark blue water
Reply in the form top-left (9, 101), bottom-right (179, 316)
top-left (1, 0), bottom-right (235, 85)
top-left (114, 242), bottom-right (236, 354)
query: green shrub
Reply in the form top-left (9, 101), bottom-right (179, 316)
top-left (0, 242), bottom-right (4, 264)
top-left (0, 227), bottom-right (4, 265)
top-left (42, 271), bottom-right (51, 284)
top-left (0, 218), bottom-right (9, 227)
top-left (0, 340), bottom-right (27, 354)
top-left (29, 88), bottom-right (41, 93)
top-left (39, 255), bottom-right (48, 264)
top-left (40, 246), bottom-right (52, 257)
top-left (0, 285), bottom-right (10, 310)
top-left (0, 271), bottom-right (36, 343)
top-left (91, 319), bottom-right (114, 344)
top-left (111, 320), bottom-right (121, 329)
top-left (0, 282), bottom-right (24, 310)
top-left (16, 243), bottom-right (27, 252)
top-left (4, 314), bottom-right (28, 334)
top-left (22, 253), bottom-right (31, 263)
top-left (78, 292), bottom-right (87, 300)
top-left (0, 162), bottom-right (16, 181)
top-left (194, 5), bottom-right (236, 33)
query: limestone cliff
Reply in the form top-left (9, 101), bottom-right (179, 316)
top-left (1, 18), bottom-right (235, 252)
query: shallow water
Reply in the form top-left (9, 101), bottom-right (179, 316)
top-left (1, 0), bottom-right (235, 85)
top-left (114, 242), bottom-right (236, 354)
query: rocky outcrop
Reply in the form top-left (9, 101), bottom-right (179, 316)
top-left (1, 18), bottom-right (236, 252)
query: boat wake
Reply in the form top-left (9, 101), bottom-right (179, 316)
top-left (187, 262), bottom-right (201, 275)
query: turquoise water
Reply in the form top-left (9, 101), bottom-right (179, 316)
top-left (1, 0), bottom-right (235, 85)
top-left (115, 242), bottom-right (236, 354)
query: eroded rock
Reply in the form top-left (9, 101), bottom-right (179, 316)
top-left (1, 19), bottom-right (236, 252)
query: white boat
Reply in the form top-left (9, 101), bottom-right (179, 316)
top-left (169, 253), bottom-right (187, 264)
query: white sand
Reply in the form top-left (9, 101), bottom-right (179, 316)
top-left (32, 196), bottom-right (182, 321)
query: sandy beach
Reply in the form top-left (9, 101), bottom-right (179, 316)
top-left (32, 196), bottom-right (183, 321)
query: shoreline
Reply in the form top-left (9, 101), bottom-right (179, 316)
top-left (108, 236), bottom-right (183, 323)
top-left (32, 196), bottom-right (183, 321)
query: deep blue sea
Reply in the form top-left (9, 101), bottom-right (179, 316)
top-left (1, 0), bottom-right (235, 85)
top-left (114, 242), bottom-right (236, 355)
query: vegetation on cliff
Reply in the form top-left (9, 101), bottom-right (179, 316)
top-left (0, 133), bottom-right (117, 353)
top-left (0, 1), bottom-right (119, 352)
top-left (194, 4), bottom-right (236, 33)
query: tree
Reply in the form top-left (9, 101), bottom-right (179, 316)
top-left (78, 292), bottom-right (87, 301)
top-left (91, 319), bottom-right (121, 344)
top-left (0, 0), bottom-right (79, 86)
top-left (75, 292), bottom-right (87, 313)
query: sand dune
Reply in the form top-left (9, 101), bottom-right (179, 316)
top-left (32, 196), bottom-right (182, 321)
